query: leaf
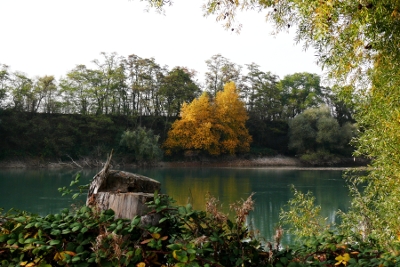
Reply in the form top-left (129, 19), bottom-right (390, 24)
top-left (158, 217), bottom-right (168, 223)
top-left (7, 239), bottom-right (16, 245)
top-left (140, 238), bottom-right (152, 244)
top-left (62, 229), bottom-right (71, 234)
top-left (187, 249), bottom-right (196, 254)
top-left (64, 251), bottom-right (77, 256)
top-left (173, 249), bottom-right (188, 263)
top-left (49, 239), bottom-right (61, 246)
top-left (25, 223), bottom-right (35, 229)
top-left (14, 216), bottom-right (27, 223)
top-left (167, 244), bottom-right (182, 251)
top-left (12, 222), bottom-right (22, 232)
top-left (72, 256), bottom-right (81, 263)
top-left (151, 233), bottom-right (161, 239)
top-left (54, 252), bottom-right (64, 261)
top-left (24, 238), bottom-right (37, 244)
top-left (131, 216), bottom-right (141, 226)
top-left (50, 229), bottom-right (61, 236)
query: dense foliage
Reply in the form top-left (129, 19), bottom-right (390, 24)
top-left (142, 0), bottom-right (400, 255)
top-left (2, 188), bottom-right (400, 267)
top-left (288, 106), bottom-right (356, 165)
top-left (0, 110), bottom-right (168, 161)
top-left (119, 127), bottom-right (163, 162)
top-left (0, 190), bottom-right (279, 267)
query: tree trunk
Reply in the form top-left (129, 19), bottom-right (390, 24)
top-left (86, 151), bottom-right (161, 219)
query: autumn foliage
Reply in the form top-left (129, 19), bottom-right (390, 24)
top-left (163, 82), bottom-right (252, 155)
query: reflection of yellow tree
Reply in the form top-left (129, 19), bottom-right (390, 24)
top-left (163, 174), bottom-right (251, 215)
top-left (163, 82), bottom-right (252, 155)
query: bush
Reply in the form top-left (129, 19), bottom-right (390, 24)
top-left (289, 106), bottom-right (356, 157)
top-left (119, 127), bottom-right (163, 162)
top-left (299, 150), bottom-right (341, 166)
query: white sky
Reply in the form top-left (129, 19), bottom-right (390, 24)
top-left (0, 0), bottom-right (323, 82)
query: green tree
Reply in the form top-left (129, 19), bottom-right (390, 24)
top-left (59, 64), bottom-right (94, 115)
top-left (205, 54), bottom-right (242, 98)
top-left (35, 75), bottom-right (59, 113)
top-left (289, 106), bottom-right (355, 158)
top-left (120, 126), bottom-right (163, 162)
top-left (279, 72), bottom-right (325, 119)
top-left (9, 72), bottom-right (34, 111)
top-left (123, 54), bottom-right (166, 119)
top-left (158, 67), bottom-right (201, 118)
top-left (93, 52), bottom-right (127, 115)
top-left (242, 63), bottom-right (282, 120)
top-left (0, 64), bottom-right (10, 108)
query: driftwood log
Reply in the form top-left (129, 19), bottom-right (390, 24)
top-left (86, 151), bottom-right (161, 220)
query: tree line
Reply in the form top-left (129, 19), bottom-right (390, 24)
top-left (0, 52), bottom-right (352, 121)
top-left (0, 52), bottom-right (355, 162)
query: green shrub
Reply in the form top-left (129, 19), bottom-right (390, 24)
top-left (299, 150), bottom-right (341, 166)
top-left (288, 106), bottom-right (356, 158)
top-left (119, 127), bottom-right (163, 162)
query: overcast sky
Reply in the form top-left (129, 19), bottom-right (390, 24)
top-left (0, 0), bottom-right (323, 82)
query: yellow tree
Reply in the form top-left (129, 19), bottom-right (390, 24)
top-left (214, 82), bottom-right (252, 154)
top-left (163, 82), bottom-right (252, 155)
top-left (163, 92), bottom-right (220, 155)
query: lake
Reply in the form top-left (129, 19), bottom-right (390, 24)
top-left (0, 167), bottom-right (352, 245)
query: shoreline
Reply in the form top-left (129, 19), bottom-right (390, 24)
top-left (0, 155), bottom-right (368, 169)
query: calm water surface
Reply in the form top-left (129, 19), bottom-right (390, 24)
top-left (0, 167), bottom-right (351, 245)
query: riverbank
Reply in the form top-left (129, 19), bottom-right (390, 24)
top-left (0, 155), bottom-right (368, 169)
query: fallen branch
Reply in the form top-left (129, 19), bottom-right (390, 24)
top-left (66, 154), bottom-right (83, 169)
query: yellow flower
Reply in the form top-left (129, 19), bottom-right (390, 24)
top-left (335, 253), bottom-right (351, 266)
top-left (136, 262), bottom-right (146, 267)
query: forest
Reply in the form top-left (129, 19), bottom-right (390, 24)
top-left (0, 52), bottom-right (355, 164)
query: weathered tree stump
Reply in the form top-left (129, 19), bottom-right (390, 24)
top-left (86, 151), bottom-right (161, 219)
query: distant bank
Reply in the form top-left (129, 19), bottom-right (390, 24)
top-left (0, 155), bottom-right (367, 169)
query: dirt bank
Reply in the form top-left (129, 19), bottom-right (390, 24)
top-left (0, 156), bottom-right (303, 169)
top-left (158, 156), bottom-right (302, 168)
top-left (0, 155), bottom-right (368, 169)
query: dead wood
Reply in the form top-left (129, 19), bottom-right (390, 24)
top-left (85, 150), bottom-right (162, 219)
top-left (86, 149), bottom-right (113, 205)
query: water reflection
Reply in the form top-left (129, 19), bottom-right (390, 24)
top-left (0, 167), bottom-right (351, 245)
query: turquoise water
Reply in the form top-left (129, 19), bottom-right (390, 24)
top-left (0, 167), bottom-right (351, 244)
